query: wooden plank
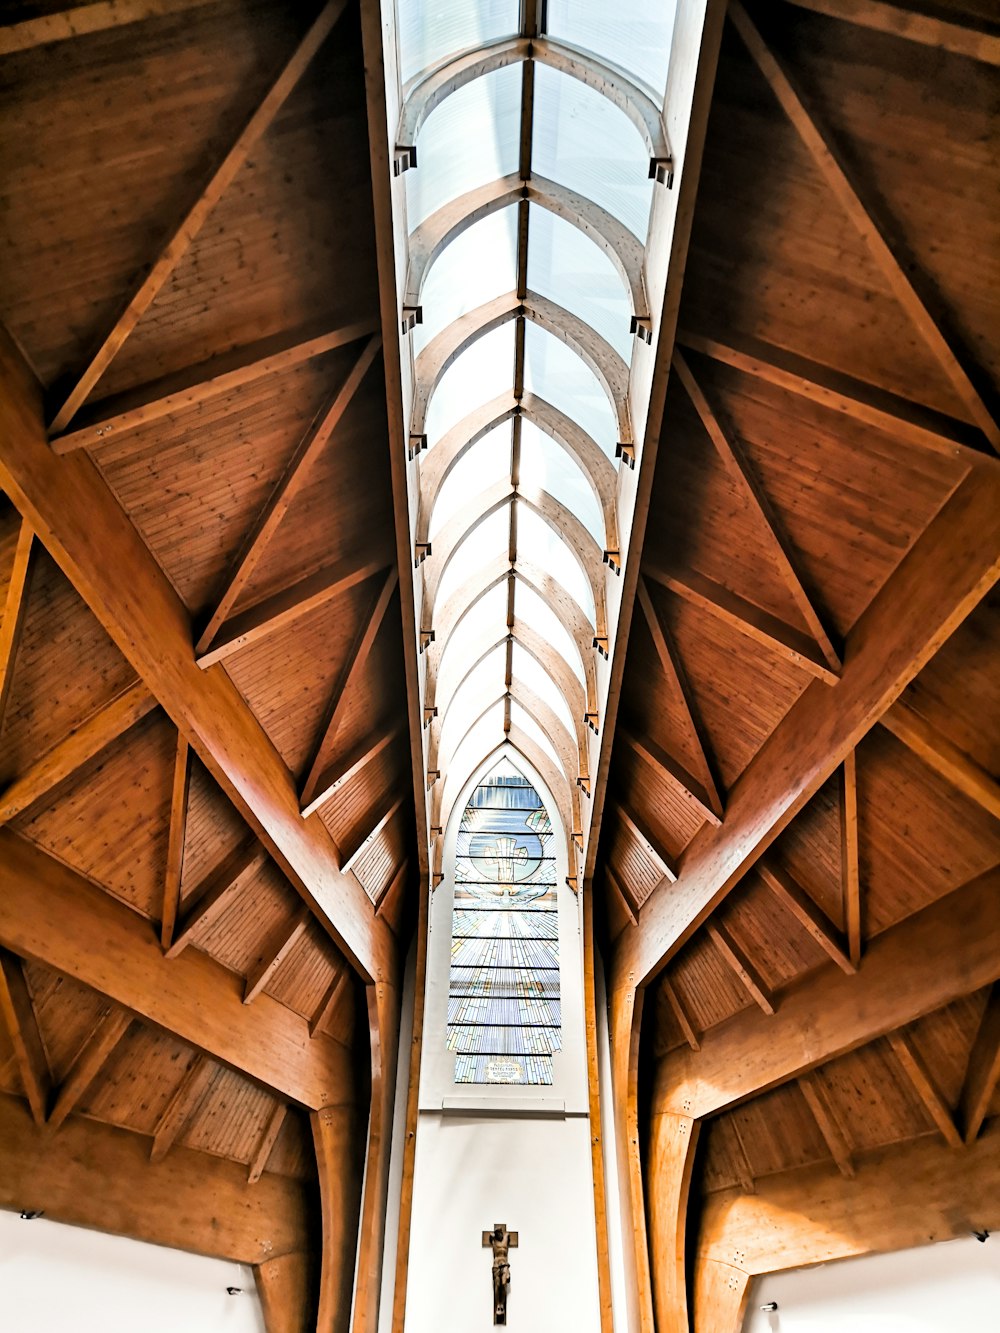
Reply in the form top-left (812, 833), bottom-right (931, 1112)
top-left (196, 336), bottom-right (382, 653)
top-left (888, 1032), bottom-right (963, 1149)
top-left (653, 867), bottom-right (1000, 1118)
top-left (622, 728), bottom-right (722, 828)
top-left (785, 0), bottom-right (1000, 67)
top-left (0, 680), bottom-right (157, 825)
top-left (150, 1054), bottom-right (216, 1161)
top-left (244, 909), bottom-right (311, 1005)
top-left (706, 921), bottom-right (775, 1015)
top-left (51, 320), bottom-right (378, 454)
top-left (758, 858), bottom-right (855, 974)
top-left (647, 562), bottom-right (840, 684)
top-left (881, 700), bottom-right (1000, 820)
top-left (254, 1252), bottom-right (315, 1333)
top-left (648, 1112), bottom-right (700, 1333)
top-left (698, 1126), bottom-right (1000, 1278)
top-left (301, 720), bottom-right (402, 821)
top-left (166, 840), bottom-right (268, 959)
top-left (49, 1009), bottom-right (132, 1131)
top-left (661, 975), bottom-right (701, 1051)
top-left (47, 0), bottom-right (351, 432)
top-left (729, 0), bottom-right (1000, 451)
top-left (0, 334), bottom-right (395, 984)
top-left (197, 555), bottom-right (387, 670)
top-left (0, 1091), bottom-right (310, 1263)
top-left (0, 519), bottom-right (33, 727)
top-left (614, 466), bottom-right (1000, 990)
top-left (340, 795), bottom-right (404, 877)
top-left (0, 0), bottom-right (215, 55)
top-left (959, 984), bottom-right (1000, 1144)
top-left (673, 348), bottom-right (841, 671)
top-left (0, 831), bottom-right (351, 1107)
top-left (161, 735), bottom-right (190, 950)
top-left (839, 752), bottom-right (862, 966)
top-left (248, 1103), bottom-right (288, 1185)
top-left (0, 949), bottom-right (51, 1125)
top-left (799, 1073), bottom-right (854, 1178)
top-left (617, 801), bottom-right (678, 884)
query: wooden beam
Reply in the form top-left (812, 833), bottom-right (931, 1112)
top-left (244, 908), bottom-right (310, 1005)
top-left (661, 975), bottom-right (701, 1051)
top-left (653, 867), bottom-right (1000, 1118)
top-left (150, 1054), bottom-right (216, 1161)
top-left (0, 949), bottom-right (51, 1125)
top-left (309, 968), bottom-right (349, 1040)
top-left (0, 0), bottom-right (216, 55)
top-left (692, 1260), bottom-right (750, 1333)
top-left (161, 734), bottom-right (190, 950)
top-left (312, 1103), bottom-right (363, 1333)
top-left (614, 466), bottom-right (1000, 990)
top-left (248, 1103), bottom-right (288, 1185)
top-left (340, 794), bottom-right (404, 878)
top-left (0, 1091), bottom-right (310, 1263)
top-left (647, 1112), bottom-right (700, 1333)
top-left (887, 1032), bottom-right (963, 1149)
top-left (959, 984), bottom-right (1000, 1144)
top-left (799, 1073), bottom-right (854, 1178)
top-left (254, 1252), bottom-right (316, 1333)
top-left (706, 921), bottom-right (775, 1015)
top-left (673, 348), bottom-right (841, 672)
top-left (647, 562), bottom-right (840, 684)
top-left (301, 568), bottom-right (400, 812)
top-left (49, 1009), bottom-right (132, 1131)
top-left (166, 840), bottom-right (268, 959)
top-left (698, 1126), bottom-right (1000, 1278)
top-left (51, 320), bottom-right (378, 454)
top-left (0, 680), bottom-right (157, 825)
top-left (0, 519), bottom-right (33, 728)
top-left (622, 728), bottom-right (722, 828)
top-left (301, 720), bottom-right (401, 821)
top-left (785, 0), bottom-right (1000, 67)
top-left (881, 699), bottom-right (1000, 820)
top-left (374, 857), bottom-right (408, 919)
top-left (197, 555), bottom-right (388, 671)
top-left (0, 333), bottom-right (395, 983)
top-left (617, 801), bottom-right (678, 884)
top-left (582, 885), bottom-right (615, 1333)
top-left (758, 858), bottom-right (855, 974)
top-left (839, 751), bottom-right (863, 966)
top-left (46, 0), bottom-right (350, 432)
top-left (196, 336), bottom-right (382, 654)
top-left (0, 831), bottom-right (351, 1107)
top-left (607, 866), bottom-right (639, 928)
top-left (730, 0), bottom-right (1000, 451)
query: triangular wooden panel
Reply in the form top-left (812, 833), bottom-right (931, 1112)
top-left (80, 1024), bottom-right (200, 1136)
top-left (0, 545), bottom-right (137, 784)
top-left (681, 26), bottom-right (970, 423)
top-left (606, 815), bottom-right (661, 912)
top-left (669, 933), bottom-right (754, 1035)
top-left (317, 735), bottom-right (401, 854)
top-left (0, 0), bottom-right (304, 394)
top-left (611, 748), bottom-right (702, 867)
top-left (96, 18), bottom-right (379, 400)
top-left (179, 1065), bottom-right (277, 1164)
top-left (179, 752), bottom-right (251, 905)
top-left (352, 809), bottom-right (407, 902)
top-left (812, 1042), bottom-right (933, 1151)
top-left (196, 859), bottom-right (298, 976)
top-left (310, 611), bottom-right (406, 771)
top-left (266, 1106), bottom-right (316, 1180)
top-left (728, 1081), bottom-right (831, 1177)
top-left (20, 961), bottom-right (111, 1086)
top-left (770, 770), bottom-right (844, 930)
top-left (719, 870), bottom-right (830, 991)
top-left (266, 923), bottom-right (339, 1020)
top-left (903, 990), bottom-right (992, 1111)
top-left (12, 710), bottom-right (175, 918)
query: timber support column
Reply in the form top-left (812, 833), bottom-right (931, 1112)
top-left (692, 1258), bottom-right (750, 1333)
top-left (312, 1104), bottom-right (361, 1333)
top-left (648, 1110), bottom-right (700, 1332)
top-left (609, 979), bottom-right (655, 1332)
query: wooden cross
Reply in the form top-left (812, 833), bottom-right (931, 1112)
top-left (482, 1223), bottom-right (518, 1326)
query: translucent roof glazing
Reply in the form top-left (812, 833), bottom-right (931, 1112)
top-left (546, 0), bottom-right (676, 100)
top-left (397, 0), bottom-right (518, 86)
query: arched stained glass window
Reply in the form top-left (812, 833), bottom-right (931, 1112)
top-left (447, 757), bottom-right (561, 1085)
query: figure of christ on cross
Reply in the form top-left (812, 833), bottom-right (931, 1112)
top-left (482, 1223), bottom-right (518, 1324)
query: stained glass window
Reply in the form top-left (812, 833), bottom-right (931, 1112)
top-left (447, 758), bottom-right (561, 1085)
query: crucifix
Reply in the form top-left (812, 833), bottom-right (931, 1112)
top-left (482, 1223), bottom-right (518, 1325)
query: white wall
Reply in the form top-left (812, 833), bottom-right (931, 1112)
top-left (745, 1238), bottom-right (1000, 1333)
top-left (0, 1210), bottom-right (264, 1333)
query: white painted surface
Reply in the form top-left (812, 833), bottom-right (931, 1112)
top-left (0, 1209), bottom-right (264, 1332)
top-left (745, 1237), bottom-right (1000, 1333)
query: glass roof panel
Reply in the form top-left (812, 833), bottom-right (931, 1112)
top-left (545, 0), bottom-right (675, 100)
top-left (511, 642), bottom-right (576, 738)
top-left (430, 421), bottom-right (513, 539)
top-left (526, 205), bottom-right (634, 364)
top-left (434, 504), bottom-right (511, 611)
top-left (405, 64), bottom-right (522, 229)
top-left (510, 700), bottom-right (564, 778)
top-left (440, 579), bottom-right (508, 668)
top-left (414, 207), bottom-right (519, 354)
top-left (532, 62), bottom-right (654, 241)
top-left (439, 644), bottom-right (506, 761)
top-left (446, 705), bottom-right (507, 805)
top-left (517, 504), bottom-right (595, 625)
top-left (397, 0), bottom-right (519, 86)
top-left (518, 419), bottom-right (603, 546)
top-left (425, 323), bottom-right (516, 448)
top-left (522, 323), bottom-right (617, 460)
top-left (514, 581), bottom-right (585, 686)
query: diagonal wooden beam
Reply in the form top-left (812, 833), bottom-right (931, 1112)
top-left (248, 1103), bottom-right (288, 1185)
top-left (621, 728), bottom-right (722, 829)
top-left (616, 801), bottom-right (678, 885)
top-left (340, 794), bottom-right (404, 878)
top-left (607, 866), bottom-right (638, 929)
top-left (647, 562), bottom-right (840, 684)
top-left (309, 968), bottom-right (349, 1040)
top-left (784, 0), bottom-right (1000, 67)
top-left (374, 858), bottom-right (408, 919)
top-left (757, 858), bottom-right (855, 974)
top-left (166, 840), bottom-right (268, 959)
top-left (0, 948), bottom-right (51, 1125)
top-left (0, 518), bottom-right (33, 727)
top-left (301, 719), bottom-right (402, 820)
top-left (161, 734), bottom-right (190, 950)
top-left (881, 699), bottom-right (1000, 820)
top-left (0, 0), bottom-right (217, 56)
top-left (300, 568), bottom-right (400, 812)
top-left (887, 1031), bottom-right (963, 1149)
top-left (661, 975), bottom-right (701, 1052)
top-left (47, 0), bottom-right (350, 433)
top-left (706, 921), bottom-right (775, 1015)
top-left (196, 336), bottom-right (382, 654)
top-left (799, 1072), bottom-right (854, 1177)
top-left (959, 984), bottom-right (1000, 1144)
top-left (48, 1009), bottom-right (132, 1130)
top-left (50, 319), bottom-right (378, 454)
top-left (674, 348), bottom-right (841, 672)
top-left (197, 555), bottom-right (388, 670)
top-left (244, 908), bottom-right (310, 1005)
top-left (729, 0), bottom-right (1000, 451)
top-left (0, 680), bottom-right (157, 825)
top-left (150, 1053), bottom-right (216, 1161)
top-left (839, 751), bottom-right (862, 966)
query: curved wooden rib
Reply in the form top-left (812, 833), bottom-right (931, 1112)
top-left (310, 1104), bottom-right (359, 1333)
top-left (517, 561), bottom-right (600, 689)
top-left (508, 725), bottom-right (580, 849)
top-left (521, 393), bottom-right (619, 552)
top-left (416, 393), bottom-right (517, 542)
top-left (421, 481), bottom-right (513, 612)
top-left (428, 638), bottom-right (508, 771)
top-left (511, 618), bottom-right (589, 737)
top-left (648, 1112), bottom-right (700, 1333)
top-left (509, 678), bottom-right (579, 788)
top-left (518, 483), bottom-right (608, 638)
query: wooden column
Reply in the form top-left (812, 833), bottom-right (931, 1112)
top-left (609, 982), bottom-right (655, 1333)
top-left (692, 1259), bottom-right (751, 1333)
top-left (254, 1252), bottom-right (317, 1333)
top-left (311, 1104), bottom-right (362, 1333)
top-left (648, 1111), bottom-right (700, 1333)
top-left (583, 885), bottom-right (615, 1333)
